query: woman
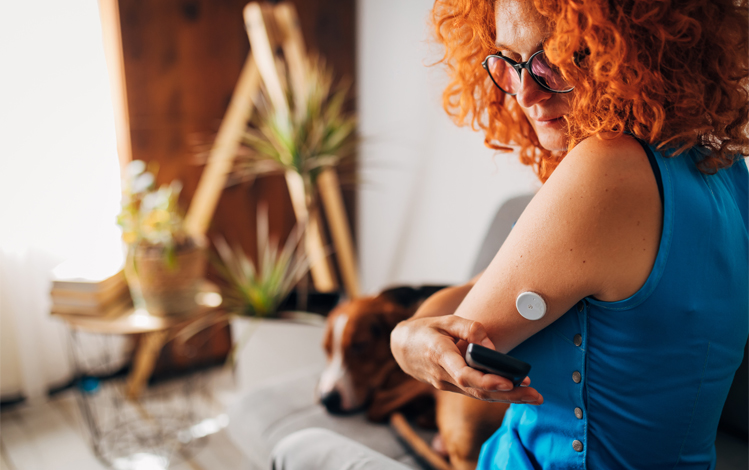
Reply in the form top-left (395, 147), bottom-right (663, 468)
top-left (391, 0), bottom-right (748, 468)
top-left (272, 0), bottom-right (748, 468)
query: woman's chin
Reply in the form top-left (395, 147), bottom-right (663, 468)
top-left (535, 127), bottom-right (569, 152)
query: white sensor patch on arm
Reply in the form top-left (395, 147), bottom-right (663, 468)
top-left (516, 292), bottom-right (547, 320)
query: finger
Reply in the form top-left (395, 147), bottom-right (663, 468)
top-left (442, 375), bottom-right (543, 405)
top-left (437, 339), bottom-right (477, 380)
top-left (433, 342), bottom-right (505, 394)
top-left (447, 360), bottom-right (490, 390)
top-left (455, 339), bottom-right (470, 356)
top-left (453, 365), bottom-right (520, 392)
top-left (497, 386), bottom-right (543, 405)
top-left (477, 373), bottom-right (516, 392)
top-left (434, 356), bottom-right (543, 404)
top-left (437, 380), bottom-right (474, 397)
top-left (480, 386), bottom-right (544, 405)
top-left (436, 316), bottom-right (495, 350)
top-left (486, 374), bottom-right (530, 391)
top-left (438, 342), bottom-right (518, 392)
top-left (453, 366), bottom-right (531, 393)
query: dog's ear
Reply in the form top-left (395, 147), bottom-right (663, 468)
top-left (417, 285), bottom-right (450, 299)
top-left (377, 286), bottom-right (423, 308)
top-left (377, 285), bottom-right (448, 309)
top-left (369, 320), bottom-right (386, 341)
top-left (374, 301), bottom-right (413, 332)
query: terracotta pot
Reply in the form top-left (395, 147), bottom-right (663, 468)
top-left (129, 239), bottom-right (206, 316)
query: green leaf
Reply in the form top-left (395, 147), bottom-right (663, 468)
top-left (235, 57), bottom-right (356, 205)
top-left (210, 209), bottom-right (309, 320)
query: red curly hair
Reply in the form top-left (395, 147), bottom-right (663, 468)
top-left (432, 0), bottom-right (749, 182)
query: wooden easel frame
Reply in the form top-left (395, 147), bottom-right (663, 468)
top-left (184, 2), bottom-right (360, 298)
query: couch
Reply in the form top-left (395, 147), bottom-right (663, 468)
top-left (225, 194), bottom-right (748, 469)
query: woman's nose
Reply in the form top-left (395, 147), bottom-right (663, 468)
top-left (516, 71), bottom-right (551, 108)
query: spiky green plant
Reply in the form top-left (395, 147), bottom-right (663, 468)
top-left (212, 209), bottom-right (310, 318)
top-left (234, 58), bottom-right (356, 202)
top-left (173, 209), bottom-right (309, 367)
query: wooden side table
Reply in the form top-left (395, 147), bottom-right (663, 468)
top-left (54, 283), bottom-right (224, 399)
top-left (54, 283), bottom-right (225, 467)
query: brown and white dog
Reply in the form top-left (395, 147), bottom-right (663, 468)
top-left (318, 286), bottom-right (509, 470)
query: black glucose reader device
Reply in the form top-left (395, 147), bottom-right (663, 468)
top-left (465, 343), bottom-right (532, 387)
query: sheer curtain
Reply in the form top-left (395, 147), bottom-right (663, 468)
top-left (0, 1), bottom-right (124, 401)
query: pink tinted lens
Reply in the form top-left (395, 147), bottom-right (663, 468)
top-left (530, 53), bottom-right (570, 91)
top-left (487, 56), bottom-right (520, 94)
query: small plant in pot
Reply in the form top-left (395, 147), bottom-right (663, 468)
top-left (211, 207), bottom-right (310, 365)
top-left (117, 160), bottom-right (206, 317)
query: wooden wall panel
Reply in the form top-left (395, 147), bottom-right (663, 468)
top-left (115, 0), bottom-right (356, 368)
top-left (117, 0), bottom-right (356, 273)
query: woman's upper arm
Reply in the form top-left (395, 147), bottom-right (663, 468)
top-left (454, 135), bottom-right (663, 353)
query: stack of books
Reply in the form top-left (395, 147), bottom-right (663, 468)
top-left (50, 259), bottom-right (132, 317)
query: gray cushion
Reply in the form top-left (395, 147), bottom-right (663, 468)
top-left (225, 194), bottom-right (747, 469)
top-left (226, 368), bottom-right (433, 469)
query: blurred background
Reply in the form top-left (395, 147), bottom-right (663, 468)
top-left (0, 0), bottom-right (538, 406)
top-left (1, 1), bottom-right (746, 469)
top-left (0, 0), bottom-right (543, 469)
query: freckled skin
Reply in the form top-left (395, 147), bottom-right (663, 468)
top-left (390, 0), bottom-right (663, 412)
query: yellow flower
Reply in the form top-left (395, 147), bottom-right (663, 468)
top-left (122, 231), bottom-right (137, 244)
top-left (144, 209), bottom-right (169, 228)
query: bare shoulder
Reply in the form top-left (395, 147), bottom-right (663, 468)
top-left (536, 134), bottom-right (663, 300)
top-left (454, 134), bottom-right (662, 351)
top-left (534, 135), bottom-right (659, 229)
top-left (551, 134), bottom-right (656, 198)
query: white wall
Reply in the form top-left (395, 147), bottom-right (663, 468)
top-left (0, 0), bottom-right (123, 400)
top-left (357, 0), bottom-right (540, 294)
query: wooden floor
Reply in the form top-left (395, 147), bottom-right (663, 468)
top-left (1, 318), bottom-right (329, 470)
top-left (0, 367), bottom-right (249, 470)
top-left (2, 365), bottom-right (747, 470)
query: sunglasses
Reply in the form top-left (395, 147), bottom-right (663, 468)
top-left (482, 50), bottom-right (574, 95)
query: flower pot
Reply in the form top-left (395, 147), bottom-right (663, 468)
top-left (229, 316), bottom-right (261, 391)
top-left (129, 239), bottom-right (206, 317)
top-left (229, 315), bottom-right (327, 393)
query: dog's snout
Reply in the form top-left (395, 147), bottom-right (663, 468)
top-left (320, 390), bottom-right (343, 414)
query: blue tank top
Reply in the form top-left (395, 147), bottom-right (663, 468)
top-left (477, 145), bottom-right (749, 469)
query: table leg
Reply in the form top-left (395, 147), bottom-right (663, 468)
top-left (126, 330), bottom-right (168, 399)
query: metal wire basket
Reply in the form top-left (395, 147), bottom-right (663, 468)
top-left (68, 330), bottom-right (225, 469)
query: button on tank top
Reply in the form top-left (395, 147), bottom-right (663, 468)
top-left (477, 145), bottom-right (749, 469)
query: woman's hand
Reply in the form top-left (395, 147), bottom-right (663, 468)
top-left (391, 315), bottom-right (543, 404)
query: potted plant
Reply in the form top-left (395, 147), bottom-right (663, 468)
top-left (210, 207), bottom-right (310, 367)
top-left (117, 160), bottom-right (206, 316)
top-left (232, 57), bottom-right (357, 205)
top-left (228, 58), bottom-right (358, 295)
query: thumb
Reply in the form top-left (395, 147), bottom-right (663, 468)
top-left (438, 315), bottom-right (496, 351)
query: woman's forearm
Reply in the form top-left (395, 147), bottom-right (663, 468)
top-left (390, 277), bottom-right (542, 403)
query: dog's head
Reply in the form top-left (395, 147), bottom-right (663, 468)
top-left (317, 286), bottom-right (446, 416)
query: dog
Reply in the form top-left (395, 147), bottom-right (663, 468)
top-left (317, 286), bottom-right (510, 470)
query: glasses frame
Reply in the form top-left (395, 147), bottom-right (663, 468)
top-left (482, 50), bottom-right (574, 96)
